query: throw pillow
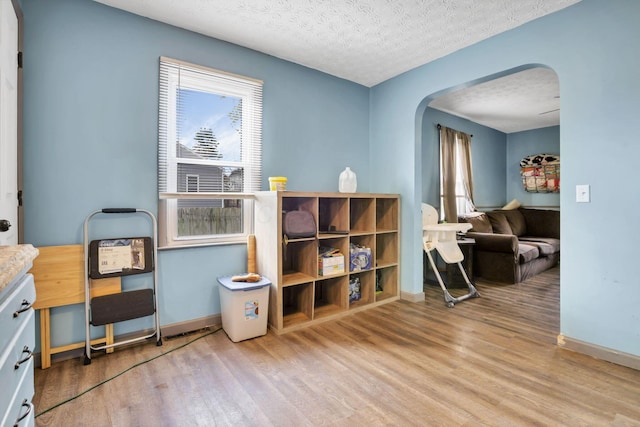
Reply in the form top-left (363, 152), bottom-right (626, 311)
top-left (500, 209), bottom-right (527, 236)
top-left (459, 212), bottom-right (492, 233)
top-left (502, 198), bottom-right (521, 210)
top-left (486, 211), bottom-right (513, 235)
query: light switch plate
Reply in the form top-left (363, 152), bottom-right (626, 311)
top-left (576, 184), bottom-right (590, 203)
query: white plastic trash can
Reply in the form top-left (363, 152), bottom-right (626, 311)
top-left (217, 275), bottom-right (271, 342)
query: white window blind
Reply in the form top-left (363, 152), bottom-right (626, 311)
top-left (158, 57), bottom-right (263, 248)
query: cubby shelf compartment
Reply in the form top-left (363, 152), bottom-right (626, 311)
top-left (318, 197), bottom-right (349, 234)
top-left (282, 282), bottom-right (313, 329)
top-left (282, 240), bottom-right (317, 281)
top-left (350, 197), bottom-right (375, 233)
top-left (349, 233), bottom-right (375, 273)
top-left (349, 270), bottom-right (375, 308)
top-left (254, 191), bottom-right (400, 334)
top-left (319, 237), bottom-right (348, 259)
top-left (376, 196), bottom-right (399, 232)
top-left (314, 276), bottom-right (348, 319)
top-left (376, 231), bottom-right (399, 268)
top-left (375, 265), bottom-right (398, 302)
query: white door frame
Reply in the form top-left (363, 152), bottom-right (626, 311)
top-left (0, 0), bottom-right (22, 245)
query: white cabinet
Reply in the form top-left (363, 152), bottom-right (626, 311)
top-left (0, 245), bottom-right (38, 427)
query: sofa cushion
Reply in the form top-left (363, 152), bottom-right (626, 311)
top-left (499, 209), bottom-right (527, 236)
top-left (459, 212), bottom-right (493, 233)
top-left (519, 208), bottom-right (560, 239)
top-left (518, 243), bottom-right (540, 264)
top-left (486, 211), bottom-right (512, 234)
top-left (519, 237), bottom-right (560, 255)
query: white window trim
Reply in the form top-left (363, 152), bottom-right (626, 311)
top-left (158, 57), bottom-right (262, 249)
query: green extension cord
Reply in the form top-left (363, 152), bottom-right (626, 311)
top-left (35, 327), bottom-right (222, 418)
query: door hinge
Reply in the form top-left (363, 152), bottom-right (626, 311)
top-left (17, 190), bottom-right (23, 207)
top-left (17, 51), bottom-right (23, 69)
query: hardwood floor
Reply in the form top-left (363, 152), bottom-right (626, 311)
top-left (33, 267), bottom-right (640, 426)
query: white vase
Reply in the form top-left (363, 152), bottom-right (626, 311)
top-left (339, 167), bottom-right (357, 193)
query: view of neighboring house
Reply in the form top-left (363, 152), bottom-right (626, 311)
top-left (176, 128), bottom-right (243, 209)
top-left (176, 142), bottom-right (223, 208)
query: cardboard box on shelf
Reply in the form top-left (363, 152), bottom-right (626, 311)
top-left (318, 254), bottom-right (345, 276)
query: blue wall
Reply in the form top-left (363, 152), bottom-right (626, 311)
top-left (507, 126), bottom-right (561, 207)
top-left (22, 0), bottom-right (370, 347)
top-left (371, 0), bottom-right (640, 357)
top-left (422, 107), bottom-right (507, 210)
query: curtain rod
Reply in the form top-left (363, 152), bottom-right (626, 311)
top-left (437, 123), bottom-right (473, 138)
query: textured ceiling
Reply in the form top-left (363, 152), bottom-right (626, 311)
top-left (95, 0), bottom-right (580, 87)
top-left (430, 67), bottom-right (560, 133)
top-left (94, 0), bottom-right (579, 132)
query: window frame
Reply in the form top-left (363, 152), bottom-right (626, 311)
top-left (158, 57), bottom-right (262, 249)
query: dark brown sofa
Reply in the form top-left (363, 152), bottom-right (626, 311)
top-left (459, 208), bottom-right (559, 284)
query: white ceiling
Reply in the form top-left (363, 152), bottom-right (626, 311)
top-left (94, 0), bottom-right (579, 133)
top-left (429, 67), bottom-right (560, 133)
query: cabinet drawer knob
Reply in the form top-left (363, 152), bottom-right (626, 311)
top-left (14, 399), bottom-right (32, 427)
top-left (14, 346), bottom-right (33, 370)
top-left (13, 299), bottom-right (32, 318)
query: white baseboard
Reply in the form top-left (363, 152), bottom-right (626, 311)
top-left (37, 314), bottom-right (222, 367)
top-left (161, 314), bottom-right (221, 337)
top-left (557, 334), bottom-right (640, 371)
top-left (401, 290), bottom-right (425, 303)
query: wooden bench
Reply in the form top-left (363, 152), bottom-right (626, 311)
top-left (29, 245), bottom-right (121, 369)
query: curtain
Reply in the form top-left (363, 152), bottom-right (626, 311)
top-left (439, 126), bottom-right (475, 222)
top-left (458, 132), bottom-right (475, 213)
top-left (440, 127), bottom-right (458, 222)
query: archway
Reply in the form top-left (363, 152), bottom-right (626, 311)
top-left (414, 64), bottom-right (561, 335)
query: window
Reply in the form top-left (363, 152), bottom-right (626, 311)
top-left (158, 57), bottom-right (263, 248)
top-left (186, 175), bottom-right (199, 192)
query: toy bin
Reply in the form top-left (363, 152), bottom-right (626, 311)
top-left (217, 275), bottom-right (271, 342)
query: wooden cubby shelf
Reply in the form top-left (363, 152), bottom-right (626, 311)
top-left (255, 191), bottom-right (400, 334)
top-left (281, 282), bottom-right (313, 329)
